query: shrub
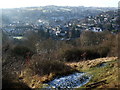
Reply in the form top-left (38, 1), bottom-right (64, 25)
top-left (12, 45), bottom-right (33, 57)
top-left (2, 71), bottom-right (31, 89)
top-left (83, 48), bottom-right (100, 60)
top-left (61, 46), bottom-right (110, 62)
top-left (97, 46), bottom-right (110, 57)
top-left (62, 48), bottom-right (83, 62)
top-left (29, 54), bottom-right (71, 76)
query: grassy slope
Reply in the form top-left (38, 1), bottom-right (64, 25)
top-left (83, 60), bottom-right (118, 88)
top-left (21, 57), bottom-right (119, 88)
top-left (4, 57), bottom-right (118, 89)
top-left (66, 57), bottom-right (119, 89)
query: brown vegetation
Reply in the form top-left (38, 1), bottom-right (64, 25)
top-left (29, 54), bottom-right (73, 76)
top-left (2, 30), bottom-right (119, 89)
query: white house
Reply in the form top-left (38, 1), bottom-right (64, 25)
top-left (92, 27), bottom-right (102, 32)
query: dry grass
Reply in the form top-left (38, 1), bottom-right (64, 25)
top-left (66, 57), bottom-right (118, 70)
top-left (67, 57), bottom-right (119, 89)
top-left (15, 54), bottom-right (76, 88)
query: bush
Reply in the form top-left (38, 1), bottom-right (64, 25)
top-left (97, 46), bottom-right (110, 57)
top-left (62, 48), bottom-right (83, 62)
top-left (2, 71), bottom-right (31, 89)
top-left (29, 54), bottom-right (71, 76)
top-left (12, 45), bottom-right (33, 57)
top-left (83, 48), bottom-right (100, 60)
top-left (61, 46), bottom-right (110, 62)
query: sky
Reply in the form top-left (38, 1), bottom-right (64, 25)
top-left (0, 0), bottom-right (120, 8)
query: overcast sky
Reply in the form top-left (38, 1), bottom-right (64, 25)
top-left (0, 0), bottom-right (119, 8)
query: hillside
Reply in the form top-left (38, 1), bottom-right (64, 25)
top-left (2, 57), bottom-right (119, 89)
top-left (67, 57), bottom-right (119, 88)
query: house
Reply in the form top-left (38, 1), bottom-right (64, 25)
top-left (91, 27), bottom-right (103, 32)
top-left (56, 30), bottom-right (67, 37)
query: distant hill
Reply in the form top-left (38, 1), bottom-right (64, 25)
top-left (1, 6), bottom-right (117, 26)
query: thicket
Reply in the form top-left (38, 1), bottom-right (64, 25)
top-left (12, 45), bottom-right (33, 57)
top-left (29, 54), bottom-right (72, 76)
top-left (57, 31), bottom-right (118, 62)
top-left (4, 30), bottom-right (118, 62)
